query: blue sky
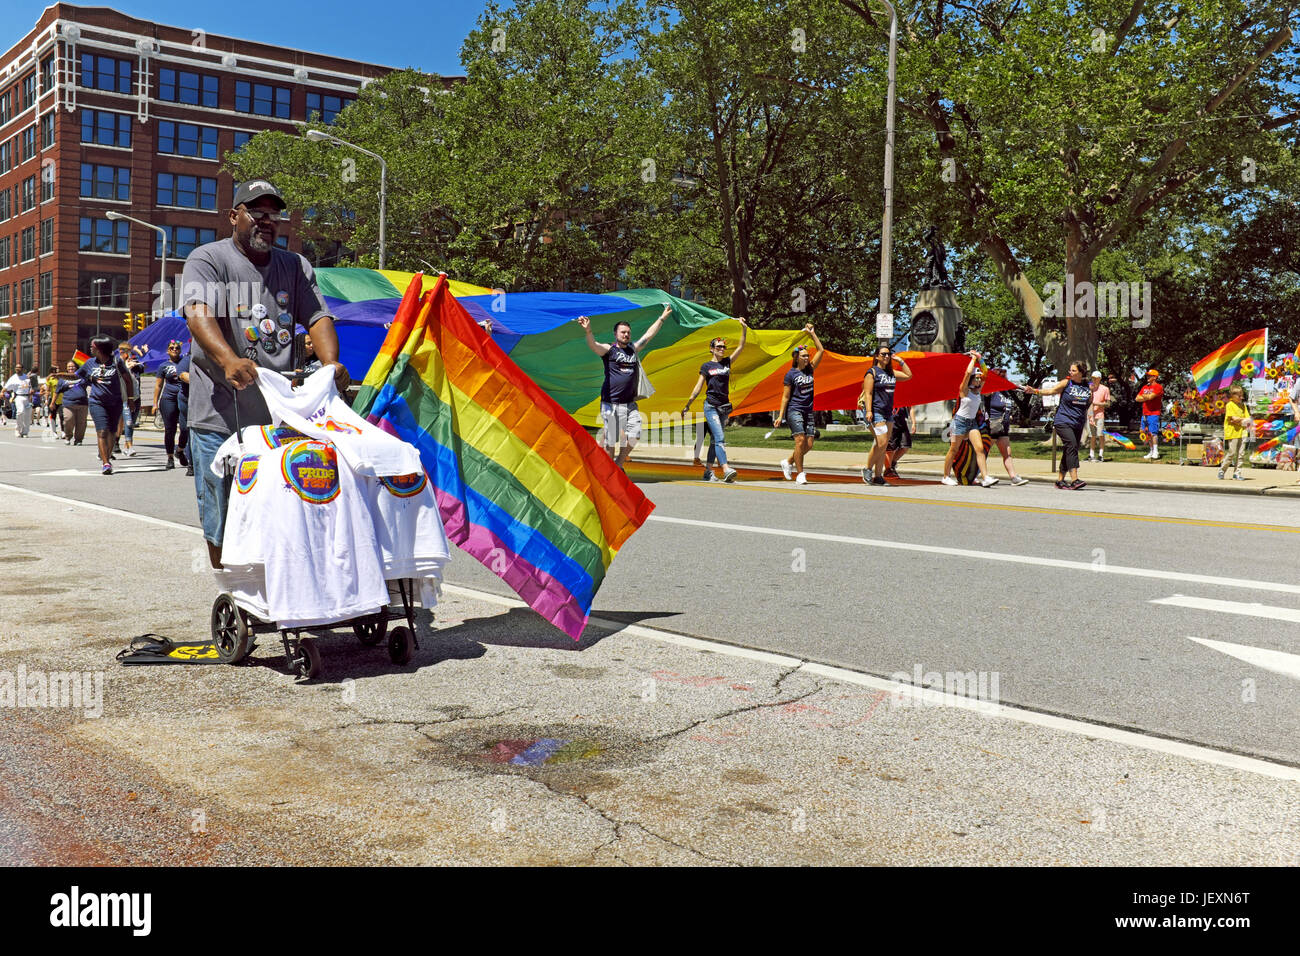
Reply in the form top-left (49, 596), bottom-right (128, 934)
top-left (2, 0), bottom-right (484, 74)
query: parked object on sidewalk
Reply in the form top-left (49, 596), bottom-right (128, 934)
top-left (1201, 437), bottom-right (1225, 468)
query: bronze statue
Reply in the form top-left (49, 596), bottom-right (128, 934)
top-left (922, 226), bottom-right (954, 290)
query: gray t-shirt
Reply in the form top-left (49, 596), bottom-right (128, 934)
top-left (181, 238), bottom-right (331, 435)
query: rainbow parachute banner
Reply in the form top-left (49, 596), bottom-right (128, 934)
top-left (1190, 329), bottom-right (1266, 395)
top-left (317, 268), bottom-right (1018, 421)
top-left (353, 274), bottom-right (654, 641)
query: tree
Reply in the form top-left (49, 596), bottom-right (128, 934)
top-left (839, 0), bottom-right (1299, 373)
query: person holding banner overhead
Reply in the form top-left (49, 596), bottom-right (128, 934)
top-left (859, 345), bottom-right (913, 485)
top-left (774, 324), bottom-right (825, 485)
top-left (941, 353), bottom-right (998, 488)
top-left (1025, 362), bottom-right (1091, 490)
top-left (682, 316), bottom-right (748, 483)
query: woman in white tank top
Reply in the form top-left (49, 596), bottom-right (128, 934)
top-left (941, 352), bottom-right (998, 487)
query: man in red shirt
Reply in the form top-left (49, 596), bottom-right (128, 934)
top-left (1135, 369), bottom-right (1164, 459)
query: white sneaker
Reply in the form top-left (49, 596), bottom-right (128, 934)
top-left (980, 475), bottom-right (999, 487)
top-left (1087, 454), bottom-right (1096, 462)
top-left (1151, 451), bottom-right (1160, 460)
top-left (795, 472), bottom-right (808, 485)
top-left (941, 475), bottom-right (958, 486)
top-left (780, 458), bottom-right (793, 480)
top-left (722, 468), bottom-right (738, 483)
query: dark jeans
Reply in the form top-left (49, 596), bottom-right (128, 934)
top-left (160, 395), bottom-right (189, 460)
top-left (1056, 421), bottom-right (1083, 476)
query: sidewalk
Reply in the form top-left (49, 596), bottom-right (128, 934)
top-left (641, 441), bottom-right (1300, 497)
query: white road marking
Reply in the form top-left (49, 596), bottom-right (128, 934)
top-left (1152, 594), bottom-right (1300, 624)
top-left (1188, 636), bottom-right (1300, 682)
top-left (3, 482), bottom-right (1298, 782)
top-left (0, 440), bottom-right (64, 451)
top-left (647, 514), bottom-right (1300, 596)
top-left (438, 583), bottom-right (1300, 782)
top-left (31, 465), bottom-right (158, 476)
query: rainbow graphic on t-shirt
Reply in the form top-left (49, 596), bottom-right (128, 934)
top-left (260, 424), bottom-right (308, 448)
top-left (236, 455), bottom-right (260, 494)
top-left (379, 472), bottom-right (427, 498)
top-left (316, 417), bottom-right (361, 436)
top-left (281, 441), bottom-right (340, 504)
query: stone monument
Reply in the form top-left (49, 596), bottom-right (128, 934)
top-left (909, 228), bottom-right (965, 434)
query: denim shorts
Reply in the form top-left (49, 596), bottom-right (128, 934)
top-left (952, 414), bottom-right (982, 436)
top-left (787, 407), bottom-right (816, 437)
top-left (88, 400), bottom-right (122, 434)
top-left (1142, 414), bottom-right (1160, 436)
top-left (872, 411), bottom-right (890, 425)
top-left (189, 427), bottom-right (233, 546)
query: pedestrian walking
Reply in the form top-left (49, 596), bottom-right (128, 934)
top-left (883, 404), bottom-right (915, 478)
top-left (774, 324), bottom-right (825, 485)
top-left (115, 343), bottom-right (144, 457)
top-left (682, 317), bottom-right (748, 483)
top-left (984, 371), bottom-right (1029, 485)
top-left (2, 364), bottom-right (33, 437)
top-left (859, 345), bottom-right (913, 485)
top-left (1135, 369), bottom-right (1164, 459)
top-left (44, 368), bottom-right (61, 435)
top-left (152, 341), bottom-right (190, 471)
top-left (1025, 362), bottom-right (1091, 489)
top-left (578, 305), bottom-right (670, 471)
top-left (1086, 371), bottom-right (1112, 461)
top-left (1220, 385), bottom-right (1251, 480)
top-left (941, 353), bottom-right (998, 487)
top-left (80, 336), bottom-right (134, 475)
top-left (56, 360), bottom-right (89, 444)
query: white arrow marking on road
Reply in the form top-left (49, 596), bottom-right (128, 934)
top-left (1188, 637), bottom-right (1300, 681)
top-left (647, 515), bottom-right (1300, 596)
top-left (1152, 594), bottom-right (1300, 624)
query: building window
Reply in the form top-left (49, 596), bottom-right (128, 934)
top-left (232, 131), bottom-right (253, 153)
top-left (79, 217), bottom-right (129, 255)
top-left (40, 57), bottom-right (54, 93)
top-left (0, 189), bottom-right (9, 221)
top-left (22, 74), bottom-right (36, 109)
top-left (80, 163), bottom-right (131, 202)
top-left (40, 218), bottom-right (52, 255)
top-left (156, 173), bottom-right (217, 210)
top-left (39, 271), bottom-right (51, 309)
top-left (158, 69), bottom-right (218, 107)
top-left (40, 169), bottom-right (53, 202)
top-left (21, 176), bottom-right (35, 211)
top-left (157, 121), bottom-right (219, 159)
top-left (20, 277), bottom-right (34, 312)
top-left (0, 91), bottom-right (9, 125)
top-left (80, 54), bottom-right (132, 94)
top-left (157, 226), bottom-right (216, 259)
top-left (78, 272), bottom-right (130, 309)
top-left (21, 226), bottom-right (35, 261)
top-left (39, 113), bottom-right (55, 149)
top-left (0, 285), bottom-right (8, 316)
top-left (0, 142), bottom-right (8, 174)
top-left (80, 109), bottom-right (132, 148)
top-left (21, 126), bottom-right (36, 162)
top-left (306, 92), bottom-right (352, 124)
top-left (0, 236), bottom-right (8, 266)
top-left (235, 81), bottom-right (290, 118)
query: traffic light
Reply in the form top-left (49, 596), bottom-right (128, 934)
top-left (122, 312), bottom-right (132, 335)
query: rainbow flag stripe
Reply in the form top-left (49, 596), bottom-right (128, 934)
top-left (353, 275), bottom-right (654, 639)
top-left (71, 350), bottom-right (90, 367)
top-left (1191, 329), bottom-right (1266, 394)
top-left (1104, 431), bottom-right (1136, 450)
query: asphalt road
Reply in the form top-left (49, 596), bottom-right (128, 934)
top-left (3, 425), bottom-right (1299, 767)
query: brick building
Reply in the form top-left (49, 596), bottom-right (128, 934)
top-left (0, 4), bottom-right (401, 375)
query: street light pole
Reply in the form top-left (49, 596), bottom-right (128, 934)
top-left (92, 277), bottom-right (106, 338)
top-left (106, 211), bottom-right (168, 314)
top-left (304, 129), bottom-right (387, 269)
top-left (877, 0), bottom-right (899, 336)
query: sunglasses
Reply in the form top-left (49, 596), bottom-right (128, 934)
top-left (241, 206), bottom-right (279, 222)
top-left (711, 343), bottom-right (727, 349)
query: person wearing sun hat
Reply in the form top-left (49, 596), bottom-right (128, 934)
top-left (1135, 368), bottom-right (1164, 459)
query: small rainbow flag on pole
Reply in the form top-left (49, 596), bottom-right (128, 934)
top-left (1104, 431), bottom-right (1136, 450)
top-left (71, 350), bottom-right (90, 367)
top-left (353, 274), bottom-right (654, 640)
top-left (1190, 329), bottom-right (1266, 394)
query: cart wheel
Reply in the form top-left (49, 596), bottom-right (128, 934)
top-left (296, 637), bottom-right (322, 679)
top-left (388, 626), bottom-right (414, 666)
top-left (353, 615), bottom-right (388, 647)
top-left (211, 593), bottom-right (251, 664)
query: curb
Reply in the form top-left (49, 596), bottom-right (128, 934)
top-left (635, 455), bottom-right (1300, 498)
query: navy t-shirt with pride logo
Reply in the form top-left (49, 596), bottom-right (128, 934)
top-left (783, 367), bottom-right (815, 414)
top-left (699, 357), bottom-right (731, 407)
top-left (601, 344), bottom-right (639, 404)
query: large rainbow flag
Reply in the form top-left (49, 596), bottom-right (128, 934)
top-left (353, 274), bottom-right (654, 640)
top-left (1191, 329), bottom-right (1266, 394)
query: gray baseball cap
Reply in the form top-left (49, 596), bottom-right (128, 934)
top-left (232, 179), bottom-right (286, 210)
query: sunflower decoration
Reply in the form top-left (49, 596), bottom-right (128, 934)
top-left (1170, 402), bottom-right (1184, 419)
top-left (1239, 358), bottom-right (1258, 378)
top-left (1267, 364), bottom-right (1281, 380)
top-left (1286, 357), bottom-right (1299, 374)
top-left (1139, 430), bottom-right (1151, 444)
top-left (1162, 427), bottom-right (1179, 443)
top-left (1182, 388), bottom-right (1197, 403)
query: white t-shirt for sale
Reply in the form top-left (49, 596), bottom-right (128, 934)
top-left (362, 471), bottom-right (451, 580)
